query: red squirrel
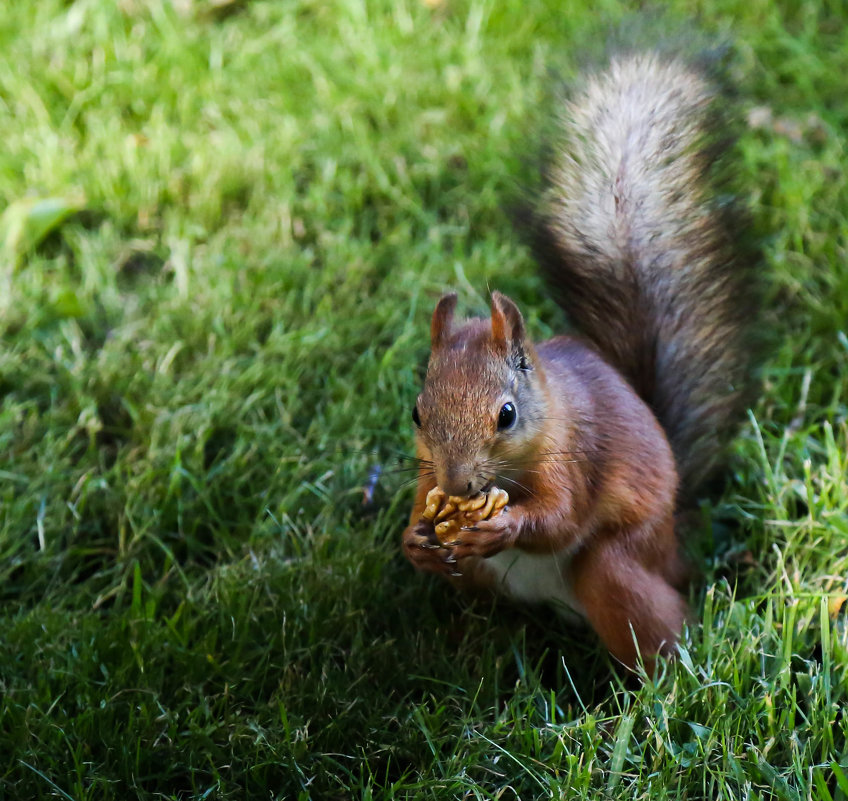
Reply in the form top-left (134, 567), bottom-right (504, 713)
top-left (401, 52), bottom-right (760, 673)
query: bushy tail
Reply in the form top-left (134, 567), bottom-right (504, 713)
top-left (526, 51), bottom-right (760, 497)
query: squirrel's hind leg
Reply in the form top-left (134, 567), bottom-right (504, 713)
top-left (570, 522), bottom-right (688, 675)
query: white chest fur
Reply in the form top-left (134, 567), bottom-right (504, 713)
top-left (483, 549), bottom-right (585, 623)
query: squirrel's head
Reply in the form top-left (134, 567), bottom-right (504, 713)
top-left (412, 291), bottom-right (548, 498)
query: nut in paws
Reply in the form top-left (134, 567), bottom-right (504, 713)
top-left (421, 486), bottom-right (509, 544)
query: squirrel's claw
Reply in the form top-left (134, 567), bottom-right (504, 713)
top-left (403, 519), bottom-right (465, 577)
top-left (451, 511), bottom-right (518, 560)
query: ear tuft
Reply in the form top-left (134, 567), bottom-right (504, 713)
top-left (431, 293), bottom-right (458, 349)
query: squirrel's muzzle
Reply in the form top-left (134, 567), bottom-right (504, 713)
top-left (437, 463), bottom-right (485, 498)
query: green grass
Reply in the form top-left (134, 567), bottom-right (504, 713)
top-left (1, 0), bottom-right (847, 798)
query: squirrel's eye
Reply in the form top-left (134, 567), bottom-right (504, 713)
top-left (412, 405), bottom-right (421, 428)
top-left (498, 402), bottom-right (517, 430)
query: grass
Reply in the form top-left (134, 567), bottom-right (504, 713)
top-left (1, 0), bottom-right (847, 798)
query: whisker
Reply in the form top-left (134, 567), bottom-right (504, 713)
top-left (396, 473), bottom-right (434, 491)
top-left (382, 464), bottom-right (433, 475)
top-left (483, 459), bottom-right (543, 476)
top-left (497, 474), bottom-right (537, 498)
top-left (388, 455), bottom-right (433, 466)
top-left (342, 447), bottom-right (435, 469)
top-left (503, 458), bottom-right (589, 467)
top-left (513, 457), bottom-right (591, 464)
top-left (387, 460), bottom-right (435, 472)
top-left (536, 449), bottom-right (602, 456)
top-left (498, 467), bottom-right (545, 477)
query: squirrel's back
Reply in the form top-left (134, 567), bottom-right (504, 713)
top-left (527, 51), bottom-right (760, 497)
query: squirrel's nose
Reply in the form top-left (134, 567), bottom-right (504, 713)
top-left (437, 464), bottom-right (477, 498)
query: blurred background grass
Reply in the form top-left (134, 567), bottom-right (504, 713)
top-left (1, 0), bottom-right (846, 798)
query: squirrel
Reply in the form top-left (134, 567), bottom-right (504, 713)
top-left (401, 51), bottom-right (761, 673)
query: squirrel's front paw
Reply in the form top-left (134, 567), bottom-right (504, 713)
top-left (402, 519), bottom-right (462, 577)
top-left (450, 509), bottom-right (519, 560)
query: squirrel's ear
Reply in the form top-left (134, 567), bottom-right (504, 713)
top-left (491, 291), bottom-right (527, 357)
top-left (431, 292), bottom-right (458, 350)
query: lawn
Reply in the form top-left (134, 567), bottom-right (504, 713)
top-left (1, 0), bottom-right (847, 798)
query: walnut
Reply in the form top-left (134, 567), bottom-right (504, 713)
top-left (421, 486), bottom-right (509, 544)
